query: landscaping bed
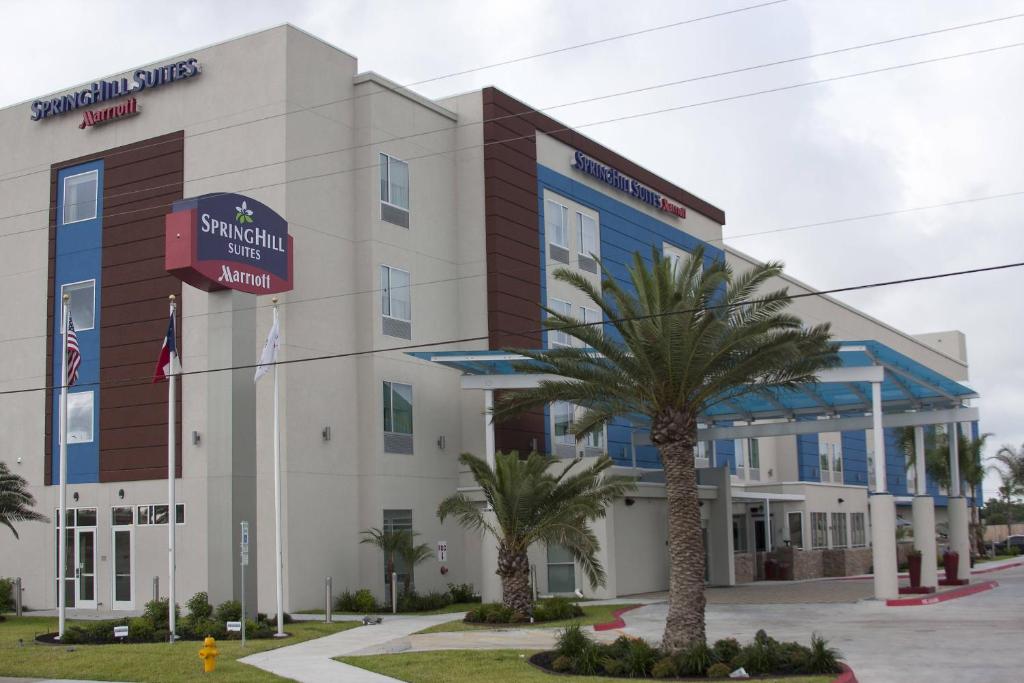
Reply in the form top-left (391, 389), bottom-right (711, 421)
top-left (332, 582), bottom-right (481, 614)
top-left (531, 625), bottom-right (844, 679)
top-left (415, 600), bottom-right (638, 635)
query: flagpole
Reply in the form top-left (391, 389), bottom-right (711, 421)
top-left (167, 294), bottom-right (177, 642)
top-left (57, 294), bottom-right (69, 639)
top-left (272, 298), bottom-right (285, 637)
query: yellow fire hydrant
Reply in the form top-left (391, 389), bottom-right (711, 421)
top-left (199, 636), bottom-right (219, 673)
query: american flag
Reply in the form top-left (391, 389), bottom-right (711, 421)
top-left (66, 316), bottom-right (81, 387)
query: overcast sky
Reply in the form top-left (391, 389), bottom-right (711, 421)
top-left (3, 0), bottom-right (1021, 498)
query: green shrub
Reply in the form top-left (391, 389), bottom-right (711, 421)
top-left (707, 661), bottom-right (733, 678)
top-left (0, 578), bottom-right (13, 614)
top-left (712, 637), bottom-right (741, 664)
top-left (267, 612), bottom-right (294, 625)
top-left (354, 589), bottom-right (378, 613)
top-left (186, 592), bottom-right (213, 620)
top-left (552, 655), bottom-right (573, 672)
top-left (806, 633), bottom-right (841, 674)
top-left (676, 640), bottom-right (716, 676)
top-left (127, 617), bottom-right (155, 643)
top-left (617, 636), bottom-right (659, 677)
top-left (447, 582), bottom-right (479, 603)
top-left (533, 596), bottom-right (582, 622)
top-left (398, 590), bottom-right (452, 612)
top-left (142, 598), bottom-right (179, 630)
top-left (573, 641), bottom-right (603, 676)
top-left (464, 602), bottom-right (514, 624)
top-left (61, 619), bottom-right (124, 644)
top-left (214, 599), bottom-right (242, 623)
top-left (777, 641), bottom-right (812, 674)
top-left (555, 623), bottom-right (594, 659)
top-left (184, 617), bottom-right (224, 640)
top-left (601, 656), bottom-right (625, 676)
top-left (334, 590), bottom-right (357, 612)
top-left (651, 656), bottom-right (679, 678)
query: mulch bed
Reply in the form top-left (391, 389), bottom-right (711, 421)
top-left (528, 651), bottom-right (845, 680)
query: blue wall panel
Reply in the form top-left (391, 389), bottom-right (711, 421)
top-left (797, 432), bottom-right (820, 482)
top-left (51, 161), bottom-right (103, 484)
top-left (841, 430), bottom-right (868, 486)
top-left (715, 435), bottom-right (736, 473)
top-left (536, 164), bottom-right (721, 467)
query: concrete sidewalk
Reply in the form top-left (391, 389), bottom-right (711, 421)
top-left (239, 613), bottom-right (464, 682)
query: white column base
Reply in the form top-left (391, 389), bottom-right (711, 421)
top-left (912, 496), bottom-right (938, 588)
top-left (948, 497), bottom-right (971, 580)
top-left (869, 494), bottom-right (899, 600)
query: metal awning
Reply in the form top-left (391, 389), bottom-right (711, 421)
top-left (409, 340), bottom-right (976, 425)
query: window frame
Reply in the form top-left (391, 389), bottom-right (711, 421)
top-left (134, 504), bottom-right (185, 526)
top-left (383, 380), bottom-right (414, 436)
top-left (546, 543), bottom-right (576, 594)
top-left (379, 153), bottom-right (410, 211)
top-left (831, 512), bottom-right (848, 548)
top-left (62, 169), bottom-right (99, 225)
top-left (380, 264), bottom-right (412, 322)
top-left (788, 511), bottom-right (804, 549)
top-left (545, 199), bottom-right (569, 248)
top-left (850, 512), bottom-right (867, 547)
top-left (61, 278), bottom-right (96, 331)
top-left (553, 401), bottom-right (575, 446)
top-left (810, 512), bottom-right (828, 549)
top-left (67, 390), bottom-right (95, 444)
top-left (577, 211), bottom-right (597, 257)
top-left (547, 298), bottom-right (573, 348)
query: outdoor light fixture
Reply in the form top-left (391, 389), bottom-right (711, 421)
top-left (118, 489), bottom-right (125, 500)
top-left (73, 492), bottom-right (79, 502)
top-left (437, 435), bottom-right (446, 450)
top-left (322, 426), bottom-right (331, 442)
top-left (191, 430), bottom-right (201, 445)
top-left (624, 498), bottom-right (636, 506)
top-left (838, 497), bottom-right (845, 504)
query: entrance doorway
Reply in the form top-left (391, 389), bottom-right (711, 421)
top-left (55, 508), bottom-right (97, 609)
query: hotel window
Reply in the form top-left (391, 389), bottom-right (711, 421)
top-left (553, 401), bottom-right (574, 446)
top-left (63, 170), bottom-right (98, 224)
top-left (733, 515), bottom-right (748, 553)
top-left (850, 512), bottom-right (867, 547)
top-left (811, 512), bottom-right (828, 548)
top-left (548, 299), bottom-right (572, 348)
top-left (788, 512), bottom-right (804, 549)
top-left (61, 280), bottom-right (96, 331)
top-left (136, 504), bottom-right (185, 525)
top-left (380, 265), bottom-right (411, 339)
top-left (832, 445), bottom-right (844, 484)
top-left (111, 506), bottom-right (134, 526)
top-left (547, 544), bottom-right (576, 594)
top-left (577, 212), bottom-right (598, 273)
top-left (383, 381), bottom-right (414, 454)
top-left (67, 391), bottom-right (94, 443)
top-left (581, 306), bottom-right (601, 337)
top-left (831, 512), bottom-right (848, 548)
top-left (747, 438), bottom-right (761, 481)
top-left (546, 199), bottom-right (570, 264)
top-left (379, 153), bottom-right (409, 227)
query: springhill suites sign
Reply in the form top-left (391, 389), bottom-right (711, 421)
top-left (165, 193), bottom-right (294, 295)
top-left (30, 58), bottom-right (201, 122)
top-left (571, 151), bottom-right (687, 219)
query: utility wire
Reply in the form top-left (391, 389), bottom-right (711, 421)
top-left (3, 258), bottom-right (1020, 397)
top-left (0, 0), bottom-right (786, 186)
top-left (2, 10), bottom-right (1023, 220)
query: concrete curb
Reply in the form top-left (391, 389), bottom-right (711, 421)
top-left (592, 605), bottom-right (642, 631)
top-left (885, 580), bottom-right (998, 606)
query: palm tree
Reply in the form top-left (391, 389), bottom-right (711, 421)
top-left (492, 249), bottom-right (837, 651)
top-left (990, 444), bottom-right (1024, 544)
top-left (397, 540), bottom-right (434, 594)
top-left (437, 451), bottom-right (633, 617)
top-left (0, 461), bottom-right (48, 538)
top-left (360, 526), bottom-right (414, 607)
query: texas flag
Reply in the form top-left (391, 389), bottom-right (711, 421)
top-left (152, 310), bottom-right (181, 382)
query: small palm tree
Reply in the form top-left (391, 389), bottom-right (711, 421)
top-left (990, 444), bottom-right (1024, 543)
top-left (360, 527), bottom-right (414, 606)
top-left (397, 540), bottom-right (434, 594)
top-left (0, 461), bottom-right (48, 539)
top-left (437, 451), bottom-right (633, 616)
top-left (492, 248), bottom-right (837, 651)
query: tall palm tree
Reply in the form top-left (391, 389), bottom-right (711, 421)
top-left (397, 540), bottom-right (434, 594)
top-left (990, 444), bottom-right (1024, 543)
top-left (437, 451), bottom-right (633, 616)
top-left (0, 461), bottom-right (48, 539)
top-left (492, 249), bottom-right (837, 651)
top-left (360, 526), bottom-right (414, 606)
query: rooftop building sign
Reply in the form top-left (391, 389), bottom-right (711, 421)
top-left (572, 150), bottom-right (687, 219)
top-left (30, 58), bottom-right (201, 122)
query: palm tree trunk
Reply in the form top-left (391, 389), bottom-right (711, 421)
top-left (497, 543), bottom-right (532, 616)
top-left (660, 438), bottom-right (706, 652)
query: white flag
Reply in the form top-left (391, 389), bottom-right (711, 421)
top-left (255, 316), bottom-right (280, 383)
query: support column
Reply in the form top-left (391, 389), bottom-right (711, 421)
top-left (947, 421), bottom-right (970, 578)
top-left (869, 381), bottom-right (898, 599)
top-left (480, 390), bottom-right (502, 603)
top-left (700, 466), bottom-right (735, 586)
top-left (912, 426), bottom-right (937, 589)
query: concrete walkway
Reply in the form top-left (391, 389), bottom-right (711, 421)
top-left (239, 613), bottom-right (465, 682)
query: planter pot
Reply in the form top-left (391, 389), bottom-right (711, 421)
top-left (943, 551), bottom-right (959, 582)
top-left (908, 554), bottom-right (922, 588)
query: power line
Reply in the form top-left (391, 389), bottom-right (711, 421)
top-left (2, 34), bottom-right (1022, 241)
top-left (2, 258), bottom-right (1020, 397)
top-left (0, 1), bottom-right (787, 187)
top-left (2, 9), bottom-right (1024, 223)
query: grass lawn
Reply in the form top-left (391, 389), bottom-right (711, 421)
top-left (336, 649), bottom-right (835, 683)
top-left (0, 616), bottom-right (359, 682)
top-left (414, 603), bottom-right (638, 635)
top-left (974, 554), bottom-right (1020, 564)
top-left (297, 601), bottom-right (480, 616)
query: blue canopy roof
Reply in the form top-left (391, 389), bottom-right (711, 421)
top-left (408, 340), bottom-right (975, 422)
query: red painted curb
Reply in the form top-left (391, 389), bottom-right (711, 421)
top-left (886, 580), bottom-right (998, 606)
top-left (832, 662), bottom-right (858, 683)
top-left (593, 604), bottom-right (642, 631)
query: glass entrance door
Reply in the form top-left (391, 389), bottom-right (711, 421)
top-left (75, 529), bottom-right (97, 609)
top-left (112, 527), bottom-right (133, 610)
